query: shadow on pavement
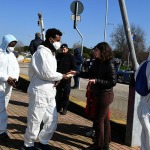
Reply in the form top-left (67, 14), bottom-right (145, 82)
top-left (0, 139), bottom-right (24, 150)
top-left (53, 123), bottom-right (92, 149)
top-left (9, 100), bottom-right (28, 107)
top-left (0, 138), bottom-right (64, 150)
top-left (8, 124), bottom-right (25, 135)
top-left (16, 77), bottom-right (30, 92)
top-left (69, 101), bottom-right (126, 145)
top-left (6, 122), bottom-right (91, 149)
top-left (111, 121), bottom-right (126, 144)
top-left (15, 76), bottom-right (127, 147)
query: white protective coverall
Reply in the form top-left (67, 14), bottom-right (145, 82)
top-left (135, 56), bottom-right (150, 150)
top-left (0, 34), bottom-right (19, 134)
top-left (24, 45), bottom-right (63, 147)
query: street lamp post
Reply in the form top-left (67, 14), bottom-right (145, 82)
top-left (38, 13), bottom-right (45, 41)
top-left (118, 0), bottom-right (140, 147)
top-left (107, 23), bottom-right (115, 45)
top-left (104, 0), bottom-right (108, 41)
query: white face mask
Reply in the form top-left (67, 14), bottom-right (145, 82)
top-left (7, 47), bottom-right (15, 52)
top-left (53, 42), bottom-right (61, 50)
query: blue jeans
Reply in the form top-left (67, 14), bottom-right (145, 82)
top-left (73, 74), bottom-right (80, 87)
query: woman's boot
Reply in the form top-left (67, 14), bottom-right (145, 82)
top-left (102, 144), bottom-right (109, 150)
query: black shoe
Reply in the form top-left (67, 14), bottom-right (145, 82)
top-left (86, 145), bottom-right (102, 150)
top-left (57, 106), bottom-right (62, 112)
top-left (71, 86), bottom-right (78, 89)
top-left (59, 108), bottom-right (63, 113)
top-left (102, 144), bottom-right (109, 150)
top-left (20, 146), bottom-right (37, 150)
top-left (37, 143), bottom-right (52, 150)
top-left (60, 109), bottom-right (67, 115)
top-left (85, 129), bottom-right (95, 137)
top-left (0, 132), bottom-right (10, 140)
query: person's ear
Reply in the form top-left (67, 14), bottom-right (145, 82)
top-left (48, 37), bottom-right (53, 43)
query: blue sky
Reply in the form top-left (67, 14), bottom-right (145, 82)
top-left (0, 0), bottom-right (150, 49)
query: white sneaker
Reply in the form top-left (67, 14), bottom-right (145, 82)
top-left (85, 129), bottom-right (95, 137)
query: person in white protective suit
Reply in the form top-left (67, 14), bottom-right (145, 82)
top-left (0, 34), bottom-right (19, 140)
top-left (21, 28), bottom-right (69, 150)
top-left (135, 55), bottom-right (150, 150)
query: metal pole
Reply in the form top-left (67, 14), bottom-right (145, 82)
top-left (75, 27), bottom-right (83, 90)
top-left (104, 0), bottom-right (108, 41)
top-left (108, 23), bottom-right (115, 45)
top-left (112, 23), bottom-right (115, 45)
top-left (118, 0), bottom-right (138, 70)
top-left (75, 27), bottom-right (84, 56)
top-left (118, 0), bottom-right (141, 147)
top-left (73, 0), bottom-right (84, 89)
top-left (38, 13), bottom-right (45, 41)
top-left (127, 52), bottom-right (130, 69)
top-left (73, 1), bottom-right (78, 29)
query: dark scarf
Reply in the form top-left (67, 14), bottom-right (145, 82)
top-left (41, 40), bottom-right (56, 54)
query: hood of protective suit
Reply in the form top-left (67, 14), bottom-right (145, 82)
top-left (0, 34), bottom-right (17, 53)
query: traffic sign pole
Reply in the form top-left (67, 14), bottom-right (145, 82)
top-left (70, 0), bottom-right (84, 89)
top-left (73, 1), bottom-right (78, 29)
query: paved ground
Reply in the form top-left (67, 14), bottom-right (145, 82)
top-left (0, 62), bottom-right (141, 149)
top-left (1, 88), bottom-right (140, 150)
top-left (19, 62), bottom-right (129, 124)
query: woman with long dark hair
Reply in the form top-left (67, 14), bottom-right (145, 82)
top-left (69, 42), bottom-right (117, 150)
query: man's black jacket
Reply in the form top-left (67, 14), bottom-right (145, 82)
top-left (29, 37), bottom-right (43, 55)
top-left (56, 52), bottom-right (77, 74)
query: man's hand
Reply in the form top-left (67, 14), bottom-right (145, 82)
top-left (89, 79), bottom-right (96, 84)
top-left (54, 81), bottom-right (61, 87)
top-left (66, 70), bottom-right (77, 76)
top-left (13, 78), bottom-right (17, 82)
top-left (13, 78), bottom-right (20, 87)
top-left (7, 77), bottom-right (16, 87)
top-left (62, 74), bottom-right (68, 80)
top-left (66, 74), bottom-right (74, 78)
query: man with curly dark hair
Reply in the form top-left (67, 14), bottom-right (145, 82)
top-left (21, 28), bottom-right (69, 150)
